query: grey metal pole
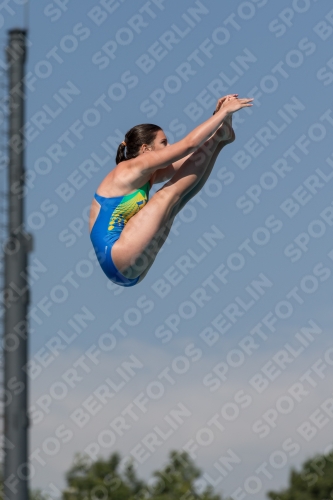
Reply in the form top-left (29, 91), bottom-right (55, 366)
top-left (4, 29), bottom-right (29, 500)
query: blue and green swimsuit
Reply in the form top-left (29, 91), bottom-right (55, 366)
top-left (90, 182), bottom-right (150, 287)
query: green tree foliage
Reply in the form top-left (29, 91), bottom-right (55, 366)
top-left (142, 450), bottom-right (221, 500)
top-left (268, 452), bottom-right (333, 500)
top-left (62, 450), bottom-right (222, 500)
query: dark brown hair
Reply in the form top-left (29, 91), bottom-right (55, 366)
top-left (116, 123), bottom-right (162, 164)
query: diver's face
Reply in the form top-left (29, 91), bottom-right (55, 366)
top-left (150, 130), bottom-right (168, 151)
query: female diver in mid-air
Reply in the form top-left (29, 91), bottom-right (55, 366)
top-left (89, 94), bottom-right (253, 287)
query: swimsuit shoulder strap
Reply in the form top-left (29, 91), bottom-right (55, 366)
top-left (144, 180), bottom-right (151, 192)
top-left (94, 193), bottom-right (106, 204)
top-left (140, 181), bottom-right (150, 196)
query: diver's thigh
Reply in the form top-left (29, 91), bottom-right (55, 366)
top-left (111, 187), bottom-right (179, 277)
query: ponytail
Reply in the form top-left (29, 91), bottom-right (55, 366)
top-left (116, 143), bottom-right (126, 164)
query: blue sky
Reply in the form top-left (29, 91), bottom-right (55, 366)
top-left (2, 0), bottom-right (333, 498)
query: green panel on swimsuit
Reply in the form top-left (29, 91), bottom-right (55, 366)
top-left (108, 182), bottom-right (150, 231)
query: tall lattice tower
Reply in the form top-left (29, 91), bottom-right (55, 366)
top-left (0, 56), bottom-right (9, 488)
top-left (3, 30), bottom-right (29, 500)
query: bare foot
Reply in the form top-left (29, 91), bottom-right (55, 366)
top-left (213, 94), bottom-right (236, 143)
top-left (220, 96), bottom-right (235, 143)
